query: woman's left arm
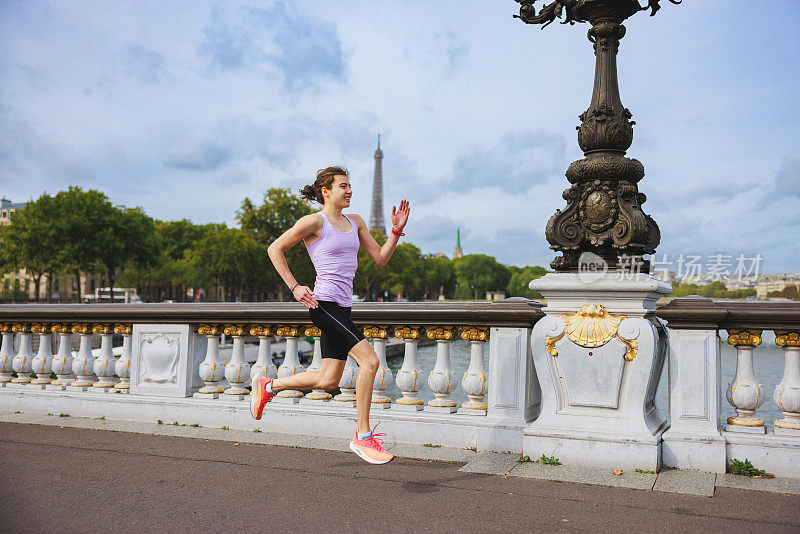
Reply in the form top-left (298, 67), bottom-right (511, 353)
top-left (354, 199), bottom-right (410, 266)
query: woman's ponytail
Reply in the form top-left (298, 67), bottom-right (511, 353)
top-left (299, 166), bottom-right (348, 204)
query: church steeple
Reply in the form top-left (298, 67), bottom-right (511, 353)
top-left (369, 134), bottom-right (386, 235)
top-left (453, 227), bottom-right (463, 259)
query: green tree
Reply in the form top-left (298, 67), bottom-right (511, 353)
top-left (354, 229), bottom-right (389, 301)
top-left (0, 193), bottom-right (64, 301)
top-left (237, 188), bottom-right (315, 300)
top-left (383, 243), bottom-right (424, 300)
top-left (506, 265), bottom-right (548, 300)
top-left (453, 254), bottom-right (510, 300)
top-left (420, 256), bottom-right (456, 300)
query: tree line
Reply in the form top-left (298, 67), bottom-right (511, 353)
top-left (0, 186), bottom-right (548, 303)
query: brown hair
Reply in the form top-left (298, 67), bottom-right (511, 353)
top-left (300, 166), bottom-right (349, 204)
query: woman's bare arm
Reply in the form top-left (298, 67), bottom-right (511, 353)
top-left (352, 199), bottom-right (410, 266)
top-left (267, 214), bottom-right (322, 308)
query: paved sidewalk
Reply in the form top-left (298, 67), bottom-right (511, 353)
top-left (1, 419), bottom-right (799, 532)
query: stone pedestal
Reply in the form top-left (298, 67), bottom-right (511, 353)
top-left (661, 326), bottom-right (726, 473)
top-left (523, 272), bottom-right (671, 470)
top-left (130, 324), bottom-right (206, 397)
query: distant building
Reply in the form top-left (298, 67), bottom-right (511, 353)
top-left (452, 228), bottom-right (463, 259)
top-left (0, 198), bottom-right (26, 226)
top-left (756, 273), bottom-right (800, 299)
top-left (368, 135), bottom-right (386, 235)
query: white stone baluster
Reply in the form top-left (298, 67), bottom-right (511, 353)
top-left (774, 330), bottom-right (800, 435)
top-left (425, 326), bottom-right (458, 413)
top-left (11, 323), bottom-right (34, 384)
top-left (30, 323), bottom-right (54, 387)
top-left (725, 329), bottom-right (765, 433)
top-left (304, 326), bottom-right (331, 401)
top-left (223, 324), bottom-right (251, 398)
top-left (92, 324), bottom-right (117, 390)
top-left (111, 324), bottom-right (132, 393)
top-left (393, 326), bottom-right (425, 411)
top-left (333, 356), bottom-right (359, 406)
top-left (364, 325), bottom-right (392, 408)
top-left (249, 325), bottom-right (277, 384)
top-left (459, 327), bottom-right (489, 415)
top-left (49, 324), bottom-right (73, 388)
top-left (194, 324), bottom-right (225, 398)
top-left (275, 325), bottom-right (304, 402)
top-left (0, 323), bottom-right (14, 385)
top-left (70, 323), bottom-right (95, 389)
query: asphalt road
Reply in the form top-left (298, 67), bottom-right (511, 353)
top-left (1, 423), bottom-right (799, 533)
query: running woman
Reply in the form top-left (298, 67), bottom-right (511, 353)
top-left (251, 165), bottom-right (410, 465)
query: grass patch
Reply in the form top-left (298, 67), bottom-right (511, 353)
top-left (535, 454), bottom-right (561, 466)
top-left (423, 443), bottom-right (442, 448)
top-left (46, 413), bottom-right (53, 416)
top-left (729, 458), bottom-right (774, 478)
top-left (253, 429), bottom-right (262, 433)
top-left (58, 413), bottom-right (70, 418)
top-left (634, 468), bottom-right (655, 474)
top-left (519, 455), bottom-right (533, 463)
top-left (13, 411), bottom-right (21, 414)
top-left (95, 416), bottom-right (105, 420)
top-left (221, 425), bottom-right (230, 430)
top-left (157, 420), bottom-right (163, 425)
top-left (190, 423), bottom-right (200, 428)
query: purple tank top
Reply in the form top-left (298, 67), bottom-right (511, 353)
top-left (305, 213), bottom-right (360, 307)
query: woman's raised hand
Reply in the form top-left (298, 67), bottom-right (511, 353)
top-left (292, 285), bottom-right (318, 309)
top-left (391, 199), bottom-right (410, 230)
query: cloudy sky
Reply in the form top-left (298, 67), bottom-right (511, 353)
top-left (1, 1), bottom-right (799, 275)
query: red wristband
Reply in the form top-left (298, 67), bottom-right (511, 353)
top-left (391, 227), bottom-right (404, 236)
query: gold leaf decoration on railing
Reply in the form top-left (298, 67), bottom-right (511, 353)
top-left (92, 324), bottom-right (113, 335)
top-left (617, 336), bottom-right (639, 362)
top-left (197, 324), bottom-right (223, 336)
top-left (727, 329), bottom-right (763, 347)
top-left (562, 304), bottom-right (623, 347)
top-left (362, 325), bottom-right (390, 339)
top-left (545, 331), bottom-right (565, 356)
top-left (775, 330), bottom-right (800, 348)
top-left (71, 323), bottom-right (91, 335)
top-left (460, 327), bottom-right (490, 342)
top-left (276, 324), bottom-right (302, 337)
top-left (113, 324), bottom-right (133, 335)
top-left (250, 324), bottom-right (275, 336)
top-left (305, 325), bottom-right (322, 337)
top-left (12, 323), bottom-right (31, 334)
top-left (223, 324), bottom-right (247, 336)
top-left (426, 326), bottom-right (458, 341)
top-left (50, 323), bottom-right (68, 334)
top-left (31, 323), bottom-right (52, 334)
top-left (0, 323), bottom-right (13, 334)
top-left (393, 326), bottom-right (424, 340)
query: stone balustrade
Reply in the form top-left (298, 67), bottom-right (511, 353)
top-left (2, 298), bottom-right (800, 477)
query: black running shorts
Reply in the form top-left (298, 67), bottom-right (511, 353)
top-left (308, 300), bottom-right (366, 360)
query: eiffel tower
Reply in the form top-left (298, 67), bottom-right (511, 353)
top-left (368, 134), bottom-right (386, 235)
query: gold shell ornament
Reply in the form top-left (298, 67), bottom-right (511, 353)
top-left (562, 304), bottom-right (623, 347)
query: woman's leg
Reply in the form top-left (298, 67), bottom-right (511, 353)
top-left (347, 339), bottom-right (379, 435)
top-left (271, 358), bottom-right (345, 393)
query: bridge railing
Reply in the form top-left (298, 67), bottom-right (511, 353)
top-left (2, 297), bottom-right (799, 476)
top-left (0, 300), bottom-right (543, 453)
top-left (658, 297), bottom-right (800, 476)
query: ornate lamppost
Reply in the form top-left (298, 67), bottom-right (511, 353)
top-left (515, 0), bottom-right (680, 472)
top-left (515, 0), bottom-right (679, 273)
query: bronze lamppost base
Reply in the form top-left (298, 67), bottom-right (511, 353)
top-left (515, 0), bottom-right (679, 272)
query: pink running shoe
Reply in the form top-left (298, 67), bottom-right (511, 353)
top-left (250, 375), bottom-right (274, 420)
top-left (349, 423), bottom-right (394, 464)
